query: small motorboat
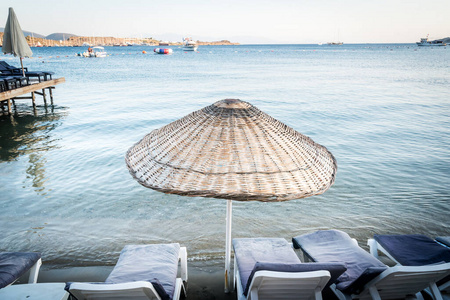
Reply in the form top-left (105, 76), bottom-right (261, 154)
top-left (81, 46), bottom-right (107, 57)
top-left (182, 37), bottom-right (198, 51)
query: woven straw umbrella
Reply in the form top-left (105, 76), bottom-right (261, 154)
top-left (125, 99), bottom-right (337, 292)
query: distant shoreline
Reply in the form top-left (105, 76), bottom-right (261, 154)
top-left (0, 32), bottom-right (239, 47)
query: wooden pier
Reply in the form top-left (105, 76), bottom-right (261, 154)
top-left (0, 77), bottom-right (65, 114)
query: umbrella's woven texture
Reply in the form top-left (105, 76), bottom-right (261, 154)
top-left (126, 99), bottom-right (337, 202)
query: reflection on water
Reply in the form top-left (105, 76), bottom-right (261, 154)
top-left (0, 104), bottom-right (66, 194)
top-left (26, 153), bottom-right (48, 194)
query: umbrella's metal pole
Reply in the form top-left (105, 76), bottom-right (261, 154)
top-left (225, 199), bottom-right (232, 293)
top-left (20, 57), bottom-right (25, 77)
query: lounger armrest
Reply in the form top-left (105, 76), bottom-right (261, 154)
top-left (179, 247), bottom-right (188, 282)
top-left (68, 281), bottom-right (166, 300)
top-left (28, 258), bottom-right (42, 283)
top-left (368, 238), bottom-right (401, 265)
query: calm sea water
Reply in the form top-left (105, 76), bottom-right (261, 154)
top-left (1, 44), bottom-right (449, 269)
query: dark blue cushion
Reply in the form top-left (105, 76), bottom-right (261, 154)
top-left (292, 230), bottom-right (387, 294)
top-left (105, 244), bottom-right (180, 300)
top-left (233, 238), bottom-right (301, 296)
top-left (374, 234), bottom-right (450, 266)
top-left (0, 252), bottom-right (41, 289)
top-left (244, 262), bottom-right (347, 296)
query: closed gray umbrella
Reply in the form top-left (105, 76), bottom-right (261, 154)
top-left (126, 99), bottom-right (337, 292)
top-left (2, 7), bottom-right (33, 76)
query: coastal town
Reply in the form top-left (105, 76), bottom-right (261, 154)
top-left (0, 31), bottom-right (238, 47)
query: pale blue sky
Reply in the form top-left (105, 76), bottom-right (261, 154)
top-left (1, 0), bottom-right (449, 44)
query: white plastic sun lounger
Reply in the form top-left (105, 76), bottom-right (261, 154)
top-left (293, 230), bottom-right (450, 300)
top-left (68, 243), bottom-right (188, 300)
top-left (0, 252), bottom-right (69, 299)
top-left (368, 234), bottom-right (450, 295)
top-left (0, 252), bottom-right (42, 288)
top-left (233, 238), bottom-right (346, 300)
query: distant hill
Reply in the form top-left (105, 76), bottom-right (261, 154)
top-left (45, 33), bottom-right (77, 41)
top-left (0, 27), bottom-right (46, 38)
top-left (0, 28), bottom-right (77, 40)
top-left (436, 37), bottom-right (450, 43)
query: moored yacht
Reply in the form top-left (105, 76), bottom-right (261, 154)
top-left (416, 36), bottom-right (446, 46)
top-left (182, 37), bottom-right (198, 51)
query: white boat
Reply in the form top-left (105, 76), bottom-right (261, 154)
top-left (93, 46), bottom-right (107, 57)
top-left (182, 37), bottom-right (198, 51)
top-left (81, 46), bottom-right (107, 57)
top-left (416, 36), bottom-right (446, 46)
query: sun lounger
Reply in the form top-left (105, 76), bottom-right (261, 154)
top-left (233, 238), bottom-right (346, 300)
top-left (0, 252), bottom-right (42, 288)
top-left (0, 61), bottom-right (54, 82)
top-left (0, 252), bottom-right (70, 299)
top-left (293, 230), bottom-right (450, 300)
top-left (67, 243), bottom-right (188, 300)
top-left (368, 234), bottom-right (450, 294)
top-left (0, 282), bottom-right (69, 299)
top-left (1, 75), bottom-right (29, 89)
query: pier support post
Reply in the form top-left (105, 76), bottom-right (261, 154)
top-left (49, 88), bottom-right (54, 105)
top-left (31, 92), bottom-right (36, 107)
top-left (7, 99), bottom-right (12, 114)
top-left (42, 89), bottom-right (47, 105)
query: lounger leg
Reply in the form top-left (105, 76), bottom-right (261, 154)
top-left (439, 280), bottom-right (450, 291)
top-left (413, 292), bottom-right (425, 300)
top-left (428, 282), bottom-right (443, 300)
top-left (250, 288), bottom-right (258, 300)
top-left (173, 278), bottom-right (186, 300)
top-left (314, 287), bottom-right (323, 300)
top-left (369, 286), bottom-right (382, 300)
top-left (330, 284), bottom-right (351, 300)
top-left (28, 258), bottom-right (42, 283)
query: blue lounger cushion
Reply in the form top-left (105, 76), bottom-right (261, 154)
top-left (245, 262), bottom-right (347, 296)
top-left (0, 252), bottom-right (41, 289)
top-left (292, 230), bottom-right (387, 294)
top-left (233, 238), bottom-right (301, 296)
top-left (105, 244), bottom-right (180, 300)
top-left (436, 236), bottom-right (450, 248)
top-left (374, 234), bottom-right (450, 266)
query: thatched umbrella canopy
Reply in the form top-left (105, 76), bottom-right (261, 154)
top-left (125, 99), bottom-right (337, 291)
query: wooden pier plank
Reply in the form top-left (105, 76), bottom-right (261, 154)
top-left (0, 78), bottom-right (65, 101)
